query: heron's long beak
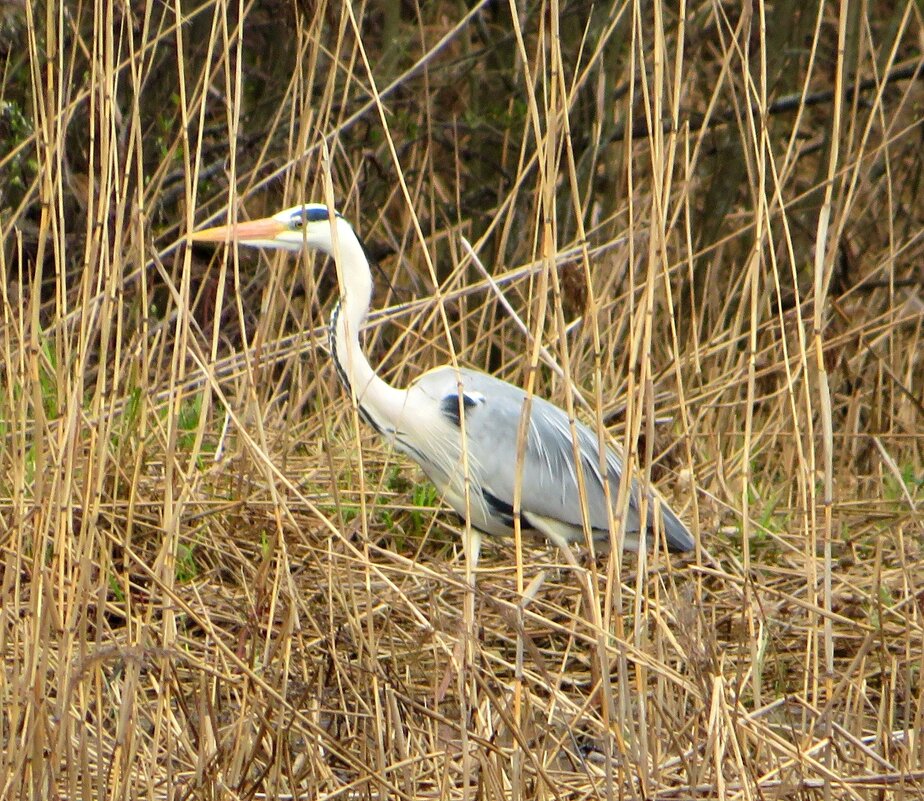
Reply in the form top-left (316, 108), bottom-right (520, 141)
top-left (188, 216), bottom-right (287, 244)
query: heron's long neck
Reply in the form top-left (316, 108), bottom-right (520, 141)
top-left (327, 231), bottom-right (407, 436)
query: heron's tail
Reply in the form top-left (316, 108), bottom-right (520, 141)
top-left (657, 496), bottom-right (695, 553)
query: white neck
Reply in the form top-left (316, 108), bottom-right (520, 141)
top-left (325, 221), bottom-right (407, 436)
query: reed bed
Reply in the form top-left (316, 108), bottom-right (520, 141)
top-left (1, 1), bottom-right (921, 798)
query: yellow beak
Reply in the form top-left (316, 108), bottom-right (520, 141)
top-left (188, 216), bottom-right (287, 244)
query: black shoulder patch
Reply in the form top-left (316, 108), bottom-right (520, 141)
top-left (440, 392), bottom-right (479, 427)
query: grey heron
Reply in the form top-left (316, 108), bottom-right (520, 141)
top-left (190, 204), bottom-right (695, 563)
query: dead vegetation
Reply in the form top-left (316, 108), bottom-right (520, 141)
top-left (0, 0), bottom-right (922, 798)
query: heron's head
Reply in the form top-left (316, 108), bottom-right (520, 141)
top-left (189, 203), bottom-right (349, 254)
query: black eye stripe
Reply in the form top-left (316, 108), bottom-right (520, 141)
top-left (290, 206), bottom-right (335, 227)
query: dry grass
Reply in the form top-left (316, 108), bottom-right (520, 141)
top-left (1, 0), bottom-right (922, 798)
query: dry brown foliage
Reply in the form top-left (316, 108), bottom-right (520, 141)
top-left (1, 0), bottom-right (922, 798)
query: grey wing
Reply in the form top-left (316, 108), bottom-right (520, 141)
top-left (422, 368), bottom-right (693, 553)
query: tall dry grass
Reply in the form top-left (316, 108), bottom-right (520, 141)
top-left (0, 0), bottom-right (922, 798)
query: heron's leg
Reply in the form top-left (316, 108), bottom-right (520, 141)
top-left (435, 528), bottom-right (481, 704)
top-left (536, 537), bottom-right (599, 628)
top-left (521, 569), bottom-right (550, 607)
